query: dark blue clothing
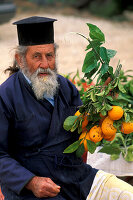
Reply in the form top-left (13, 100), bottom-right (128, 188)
top-left (0, 71), bottom-right (98, 200)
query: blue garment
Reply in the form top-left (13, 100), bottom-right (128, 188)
top-left (0, 71), bottom-right (98, 200)
top-left (2, 186), bottom-right (67, 200)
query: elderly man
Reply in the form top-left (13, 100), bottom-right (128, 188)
top-left (0, 16), bottom-right (133, 200)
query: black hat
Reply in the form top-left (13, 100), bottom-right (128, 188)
top-left (13, 16), bottom-right (57, 46)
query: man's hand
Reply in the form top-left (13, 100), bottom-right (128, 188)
top-left (26, 176), bottom-right (61, 198)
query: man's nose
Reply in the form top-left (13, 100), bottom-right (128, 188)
top-left (40, 56), bottom-right (49, 69)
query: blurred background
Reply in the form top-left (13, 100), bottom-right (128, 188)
top-left (0, 0), bottom-right (133, 84)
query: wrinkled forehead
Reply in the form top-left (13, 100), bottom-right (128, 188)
top-left (26, 44), bottom-right (55, 54)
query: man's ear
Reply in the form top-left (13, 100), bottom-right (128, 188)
top-left (15, 53), bottom-right (23, 68)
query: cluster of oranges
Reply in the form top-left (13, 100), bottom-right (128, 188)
top-left (75, 106), bottom-right (133, 152)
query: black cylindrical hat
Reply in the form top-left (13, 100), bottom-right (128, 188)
top-left (13, 16), bottom-right (57, 46)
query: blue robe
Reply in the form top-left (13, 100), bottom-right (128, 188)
top-left (0, 71), bottom-right (98, 200)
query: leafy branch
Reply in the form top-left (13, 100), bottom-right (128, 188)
top-left (63, 23), bottom-right (133, 162)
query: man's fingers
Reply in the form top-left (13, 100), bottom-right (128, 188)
top-left (41, 183), bottom-right (60, 198)
top-left (45, 181), bottom-right (60, 194)
top-left (43, 191), bottom-right (59, 198)
top-left (46, 178), bottom-right (61, 190)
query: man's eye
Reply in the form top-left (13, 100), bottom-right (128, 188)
top-left (47, 54), bottom-right (53, 57)
top-left (34, 55), bottom-right (39, 58)
top-left (33, 53), bottom-right (41, 59)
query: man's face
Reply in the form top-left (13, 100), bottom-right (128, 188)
top-left (25, 44), bottom-right (55, 76)
top-left (16, 43), bottom-right (59, 99)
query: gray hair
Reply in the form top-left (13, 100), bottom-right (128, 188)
top-left (4, 43), bottom-right (58, 76)
top-left (15, 45), bottom-right (28, 57)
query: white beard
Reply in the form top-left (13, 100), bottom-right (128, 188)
top-left (21, 65), bottom-right (59, 100)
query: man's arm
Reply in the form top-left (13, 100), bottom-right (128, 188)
top-left (0, 109), bottom-right (35, 194)
top-left (0, 105), bottom-right (60, 197)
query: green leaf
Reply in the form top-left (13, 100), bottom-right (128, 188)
top-left (96, 90), bottom-right (105, 96)
top-left (100, 47), bottom-right (110, 64)
top-left (63, 116), bottom-right (78, 131)
top-left (124, 113), bottom-right (130, 122)
top-left (124, 145), bottom-right (133, 162)
top-left (111, 133), bottom-right (125, 145)
top-left (87, 140), bottom-right (96, 154)
top-left (101, 110), bottom-right (107, 116)
top-left (110, 154), bottom-right (120, 160)
top-left (118, 93), bottom-right (133, 104)
top-left (113, 121), bottom-right (122, 130)
top-left (87, 23), bottom-right (105, 42)
top-left (84, 63), bottom-right (99, 79)
top-left (76, 143), bottom-right (85, 157)
top-left (70, 118), bottom-right (79, 132)
top-left (105, 104), bottom-right (112, 111)
top-left (106, 96), bottom-right (113, 101)
top-left (100, 63), bottom-right (109, 76)
top-left (82, 51), bottom-right (94, 73)
top-left (97, 96), bottom-right (104, 103)
top-left (98, 144), bottom-right (121, 155)
top-left (97, 105), bottom-right (103, 112)
top-left (124, 108), bottom-right (133, 113)
top-left (108, 66), bottom-right (114, 77)
top-left (86, 40), bottom-right (102, 51)
top-left (97, 73), bottom-right (103, 84)
top-left (63, 140), bottom-right (81, 153)
top-left (93, 102), bottom-right (102, 108)
top-left (104, 83), bottom-right (112, 95)
top-left (113, 78), bottom-right (119, 88)
top-left (78, 125), bottom-right (82, 134)
top-left (118, 81), bottom-right (126, 93)
top-left (124, 112), bottom-right (127, 121)
top-left (107, 49), bottom-right (117, 59)
top-left (90, 91), bottom-right (97, 102)
top-left (114, 62), bottom-right (122, 78)
top-left (84, 62), bottom-right (97, 73)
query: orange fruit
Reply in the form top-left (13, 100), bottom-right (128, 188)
top-left (82, 114), bottom-right (89, 129)
top-left (101, 116), bottom-right (117, 137)
top-left (108, 106), bottom-right (124, 120)
top-left (89, 125), bottom-right (103, 143)
top-left (99, 113), bottom-right (106, 126)
top-left (75, 111), bottom-right (89, 129)
top-left (103, 133), bottom-right (116, 141)
top-left (121, 122), bottom-right (133, 134)
top-left (75, 110), bottom-right (81, 116)
top-left (79, 131), bottom-right (90, 152)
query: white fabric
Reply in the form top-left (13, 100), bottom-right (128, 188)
top-left (87, 147), bottom-right (133, 177)
top-left (87, 170), bottom-right (133, 200)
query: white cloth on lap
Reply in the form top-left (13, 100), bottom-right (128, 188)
top-left (87, 170), bottom-right (133, 200)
